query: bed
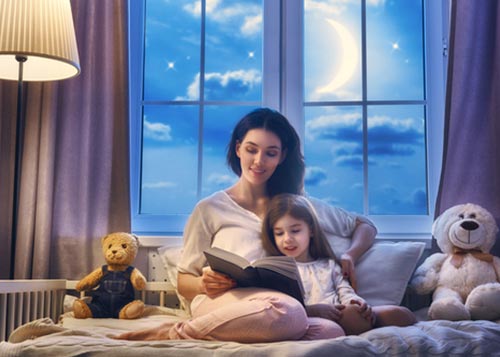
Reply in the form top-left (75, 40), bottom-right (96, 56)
top-left (1, 238), bottom-right (500, 357)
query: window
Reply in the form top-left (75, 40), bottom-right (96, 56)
top-left (129, 0), bottom-right (448, 238)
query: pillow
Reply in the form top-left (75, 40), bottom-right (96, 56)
top-left (159, 241), bottom-right (425, 309)
top-left (157, 245), bottom-right (189, 311)
top-left (354, 241), bottom-right (425, 306)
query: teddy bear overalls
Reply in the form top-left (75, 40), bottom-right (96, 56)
top-left (88, 265), bottom-right (135, 318)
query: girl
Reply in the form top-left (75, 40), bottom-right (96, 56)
top-left (116, 108), bottom-right (377, 342)
top-left (262, 193), bottom-right (417, 335)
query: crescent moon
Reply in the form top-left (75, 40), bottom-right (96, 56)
top-left (315, 19), bottom-right (358, 94)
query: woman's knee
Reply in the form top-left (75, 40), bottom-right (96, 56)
top-left (254, 294), bottom-right (309, 339)
top-left (206, 294), bottom-right (308, 342)
top-left (302, 317), bottom-right (345, 340)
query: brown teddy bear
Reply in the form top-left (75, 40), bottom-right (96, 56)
top-left (73, 232), bottom-right (147, 319)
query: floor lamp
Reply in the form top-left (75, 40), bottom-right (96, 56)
top-left (0, 0), bottom-right (80, 279)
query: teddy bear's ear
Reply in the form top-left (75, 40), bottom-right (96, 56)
top-left (431, 211), bottom-right (444, 237)
top-left (432, 204), bottom-right (464, 236)
top-left (431, 205), bottom-right (465, 253)
top-left (101, 233), bottom-right (111, 245)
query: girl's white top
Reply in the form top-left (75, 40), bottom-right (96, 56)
top-left (297, 259), bottom-right (360, 305)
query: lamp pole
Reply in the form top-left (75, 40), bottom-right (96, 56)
top-left (0, 0), bottom-right (80, 279)
top-left (10, 55), bottom-right (27, 279)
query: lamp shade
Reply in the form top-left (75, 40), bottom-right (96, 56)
top-left (0, 0), bottom-right (80, 81)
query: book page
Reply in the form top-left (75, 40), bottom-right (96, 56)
top-left (252, 256), bottom-right (298, 280)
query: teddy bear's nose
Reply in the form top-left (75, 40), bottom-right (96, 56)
top-left (460, 221), bottom-right (479, 231)
top-left (112, 250), bottom-right (117, 254)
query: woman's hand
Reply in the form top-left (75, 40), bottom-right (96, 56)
top-left (342, 220), bottom-right (377, 292)
top-left (200, 266), bottom-right (236, 297)
top-left (349, 299), bottom-right (376, 325)
top-left (340, 253), bottom-right (357, 291)
top-left (305, 303), bottom-right (345, 322)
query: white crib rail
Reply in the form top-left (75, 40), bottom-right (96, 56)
top-left (0, 280), bottom-right (66, 342)
top-left (0, 279), bottom-right (176, 342)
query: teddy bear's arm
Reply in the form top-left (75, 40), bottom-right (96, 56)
top-left (493, 256), bottom-right (500, 282)
top-left (75, 267), bottom-right (104, 292)
top-left (130, 268), bottom-right (147, 291)
top-left (410, 253), bottom-right (447, 295)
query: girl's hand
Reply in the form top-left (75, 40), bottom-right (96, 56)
top-left (350, 299), bottom-right (376, 325)
top-left (200, 266), bottom-right (236, 297)
top-left (340, 253), bottom-right (357, 291)
top-left (306, 303), bottom-right (345, 322)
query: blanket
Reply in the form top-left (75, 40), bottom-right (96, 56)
top-left (1, 315), bottom-right (500, 357)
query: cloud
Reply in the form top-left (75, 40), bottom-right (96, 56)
top-left (207, 173), bottom-right (237, 187)
top-left (309, 87), bottom-right (360, 102)
top-left (369, 115), bottom-right (424, 148)
top-left (334, 156), bottom-right (364, 168)
top-left (182, 0), bottom-right (220, 17)
top-left (305, 0), bottom-right (345, 16)
top-left (306, 111), bottom-right (361, 141)
top-left (183, 0), bottom-right (261, 36)
top-left (177, 69), bottom-right (262, 100)
top-left (305, 0), bottom-right (385, 16)
top-left (370, 186), bottom-right (427, 214)
top-left (305, 0), bottom-right (386, 16)
top-left (305, 166), bottom-right (328, 186)
top-left (412, 188), bottom-right (427, 209)
top-left (306, 112), bottom-right (424, 168)
top-left (351, 182), bottom-right (363, 191)
top-left (142, 181), bottom-right (177, 189)
top-left (143, 119), bottom-right (173, 141)
top-left (241, 14), bottom-right (262, 36)
top-left (367, 0), bottom-right (386, 6)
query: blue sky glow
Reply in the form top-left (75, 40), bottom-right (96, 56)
top-left (140, 0), bottom-right (427, 217)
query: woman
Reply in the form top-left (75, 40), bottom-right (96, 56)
top-left (116, 108), bottom-right (377, 342)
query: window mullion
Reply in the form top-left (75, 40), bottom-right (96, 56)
top-left (280, 0), bottom-right (303, 140)
top-left (263, 0), bottom-right (282, 111)
top-left (197, 0), bottom-right (207, 201)
top-left (361, 0), bottom-right (369, 215)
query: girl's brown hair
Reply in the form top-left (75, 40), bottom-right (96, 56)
top-left (262, 193), bottom-right (338, 261)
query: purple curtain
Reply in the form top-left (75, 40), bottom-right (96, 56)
top-left (435, 0), bottom-right (500, 255)
top-left (0, 0), bottom-right (130, 279)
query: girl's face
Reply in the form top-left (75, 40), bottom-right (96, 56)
top-left (272, 213), bottom-right (312, 262)
top-left (236, 128), bottom-right (284, 188)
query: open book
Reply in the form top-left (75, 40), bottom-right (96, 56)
top-left (204, 246), bottom-right (305, 305)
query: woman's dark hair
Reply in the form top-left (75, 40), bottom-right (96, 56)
top-left (226, 108), bottom-right (305, 196)
top-left (262, 193), bottom-right (338, 261)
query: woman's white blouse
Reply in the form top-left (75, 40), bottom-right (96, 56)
top-left (178, 191), bottom-right (375, 278)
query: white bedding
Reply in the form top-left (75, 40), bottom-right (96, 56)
top-left (2, 312), bottom-right (500, 357)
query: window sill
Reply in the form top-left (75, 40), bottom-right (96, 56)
top-left (137, 234), bottom-right (433, 249)
top-left (376, 233), bottom-right (433, 249)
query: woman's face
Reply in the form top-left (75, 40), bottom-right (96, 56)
top-left (236, 128), bottom-right (284, 188)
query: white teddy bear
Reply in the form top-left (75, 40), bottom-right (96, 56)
top-left (410, 203), bottom-right (500, 321)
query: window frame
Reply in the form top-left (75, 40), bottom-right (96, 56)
top-left (129, 0), bottom-right (449, 239)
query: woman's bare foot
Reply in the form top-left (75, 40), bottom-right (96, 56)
top-left (113, 322), bottom-right (175, 341)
